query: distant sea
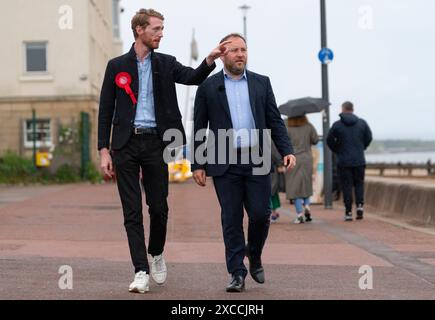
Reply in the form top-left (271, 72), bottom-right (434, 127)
top-left (366, 151), bottom-right (435, 164)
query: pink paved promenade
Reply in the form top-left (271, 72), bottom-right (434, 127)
top-left (0, 181), bottom-right (434, 300)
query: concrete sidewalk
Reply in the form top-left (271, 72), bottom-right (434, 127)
top-left (0, 181), bottom-right (434, 300)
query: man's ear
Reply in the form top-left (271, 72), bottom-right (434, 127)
top-left (135, 25), bottom-right (143, 36)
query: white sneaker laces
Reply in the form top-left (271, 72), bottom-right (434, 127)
top-left (153, 255), bottom-right (165, 272)
top-left (135, 271), bottom-right (147, 281)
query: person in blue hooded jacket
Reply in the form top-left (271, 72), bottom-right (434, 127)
top-left (327, 101), bottom-right (372, 221)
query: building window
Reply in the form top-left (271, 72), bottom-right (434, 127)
top-left (25, 42), bottom-right (47, 73)
top-left (23, 119), bottom-right (52, 148)
top-left (112, 0), bottom-right (121, 39)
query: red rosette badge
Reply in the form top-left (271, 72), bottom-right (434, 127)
top-left (115, 72), bottom-right (137, 105)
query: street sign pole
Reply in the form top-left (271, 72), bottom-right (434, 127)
top-left (320, 0), bottom-right (333, 209)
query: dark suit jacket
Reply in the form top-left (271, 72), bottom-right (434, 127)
top-left (191, 70), bottom-right (293, 176)
top-left (98, 43), bottom-right (216, 151)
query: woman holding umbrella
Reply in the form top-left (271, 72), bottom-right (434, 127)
top-left (278, 97), bottom-right (326, 223)
top-left (284, 115), bottom-right (319, 223)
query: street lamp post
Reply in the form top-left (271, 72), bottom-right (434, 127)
top-left (239, 4), bottom-right (251, 41)
top-left (320, 0), bottom-right (333, 209)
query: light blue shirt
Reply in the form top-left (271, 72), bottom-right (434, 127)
top-left (134, 54), bottom-right (156, 128)
top-left (224, 70), bottom-right (257, 148)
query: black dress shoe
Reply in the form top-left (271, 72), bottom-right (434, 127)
top-left (248, 255), bottom-right (265, 284)
top-left (226, 275), bottom-right (245, 292)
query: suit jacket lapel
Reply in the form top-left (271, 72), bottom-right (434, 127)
top-left (216, 71), bottom-right (232, 121)
top-left (151, 51), bottom-right (161, 109)
top-left (246, 71), bottom-right (258, 125)
top-left (126, 44), bottom-right (139, 98)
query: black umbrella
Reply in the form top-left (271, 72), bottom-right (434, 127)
top-left (278, 97), bottom-right (330, 118)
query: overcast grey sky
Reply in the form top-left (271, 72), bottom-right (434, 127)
top-left (119, 0), bottom-right (435, 140)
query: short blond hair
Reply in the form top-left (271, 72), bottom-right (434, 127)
top-left (131, 8), bottom-right (164, 39)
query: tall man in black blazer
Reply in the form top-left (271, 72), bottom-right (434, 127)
top-left (98, 8), bottom-right (230, 294)
top-left (191, 33), bottom-right (296, 292)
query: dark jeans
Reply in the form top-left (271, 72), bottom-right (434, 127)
top-left (338, 165), bottom-right (365, 213)
top-left (213, 164), bottom-right (271, 278)
top-left (112, 134), bottom-right (168, 274)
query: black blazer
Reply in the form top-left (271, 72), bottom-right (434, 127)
top-left (98, 44), bottom-right (216, 151)
top-left (191, 70), bottom-right (293, 176)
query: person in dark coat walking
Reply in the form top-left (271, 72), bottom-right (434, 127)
top-left (326, 101), bottom-right (372, 221)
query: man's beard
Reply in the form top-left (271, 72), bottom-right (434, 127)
top-left (141, 37), bottom-right (159, 50)
top-left (225, 61), bottom-right (246, 76)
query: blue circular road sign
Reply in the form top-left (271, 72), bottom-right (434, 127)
top-left (318, 48), bottom-right (334, 64)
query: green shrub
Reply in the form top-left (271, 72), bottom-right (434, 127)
top-left (0, 151), bottom-right (102, 185)
top-left (54, 164), bottom-right (80, 183)
top-left (0, 151), bottom-right (38, 184)
top-left (83, 162), bottom-right (102, 184)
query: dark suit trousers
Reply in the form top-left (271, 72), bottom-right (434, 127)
top-left (213, 164), bottom-right (271, 278)
top-left (112, 134), bottom-right (168, 274)
top-left (338, 165), bottom-right (365, 213)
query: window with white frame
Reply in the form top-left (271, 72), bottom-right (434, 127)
top-left (23, 119), bottom-right (52, 148)
top-left (25, 42), bottom-right (47, 73)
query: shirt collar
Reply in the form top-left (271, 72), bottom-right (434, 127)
top-left (137, 52), bottom-right (151, 63)
top-left (223, 69), bottom-right (247, 81)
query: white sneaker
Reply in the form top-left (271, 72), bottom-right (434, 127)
top-left (129, 271), bottom-right (149, 293)
top-left (151, 254), bottom-right (167, 285)
top-left (293, 216), bottom-right (305, 224)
